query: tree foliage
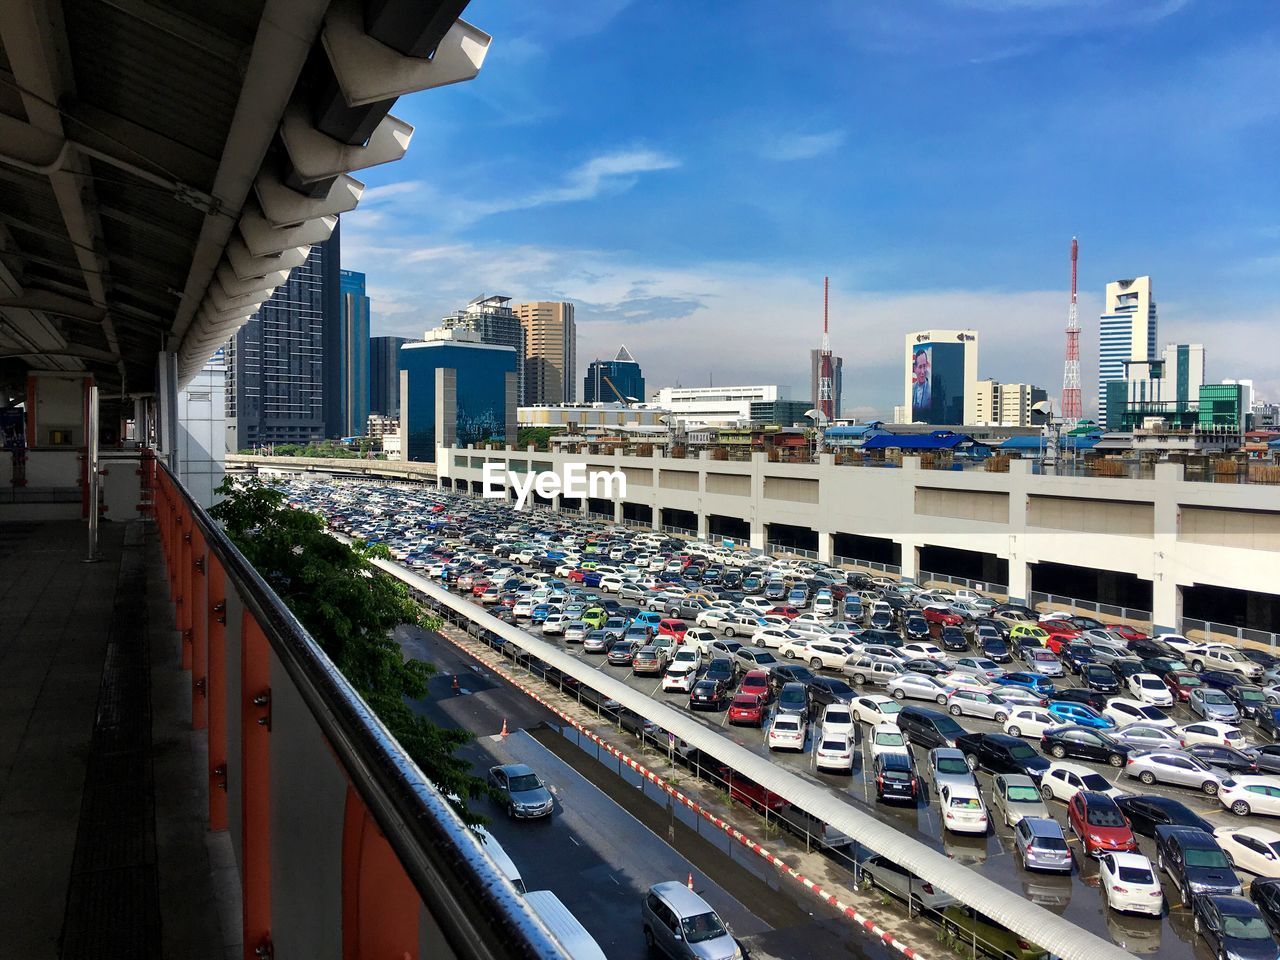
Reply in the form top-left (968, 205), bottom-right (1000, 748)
top-left (210, 477), bottom-right (487, 821)
top-left (516, 426), bottom-right (564, 451)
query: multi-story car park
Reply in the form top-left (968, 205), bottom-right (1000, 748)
top-left (270, 473), bottom-right (1280, 960)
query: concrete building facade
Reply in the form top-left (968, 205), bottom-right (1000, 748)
top-left (329, 269), bottom-right (370, 438)
top-left (1099, 277), bottom-right (1159, 425)
top-left (369, 335), bottom-right (409, 418)
top-left (974, 380), bottom-right (1048, 427)
top-left (583, 346), bottom-right (645, 404)
top-left (514, 301), bottom-right (576, 406)
top-left (903, 330), bottom-right (979, 425)
top-left (438, 295), bottom-right (525, 402)
top-left (653, 384), bottom-right (790, 428)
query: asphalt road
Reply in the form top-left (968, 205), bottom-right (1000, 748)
top-left (398, 625), bottom-right (888, 960)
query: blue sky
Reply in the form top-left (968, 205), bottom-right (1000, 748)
top-left (342, 0), bottom-right (1280, 418)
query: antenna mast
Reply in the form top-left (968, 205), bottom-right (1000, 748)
top-left (1061, 238), bottom-right (1082, 422)
top-left (818, 276), bottom-right (834, 419)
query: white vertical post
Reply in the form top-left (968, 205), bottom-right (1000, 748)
top-left (86, 384), bottom-right (100, 562)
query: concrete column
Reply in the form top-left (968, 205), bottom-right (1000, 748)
top-left (1007, 559), bottom-right (1030, 606)
top-left (1152, 462), bottom-right (1182, 633)
top-left (817, 531), bottom-right (834, 564)
top-left (651, 506), bottom-right (661, 531)
top-left (697, 513), bottom-right (709, 540)
top-left (750, 523), bottom-right (766, 552)
top-left (898, 541), bottom-right (919, 583)
top-left (1153, 581), bottom-right (1183, 636)
top-left (551, 496), bottom-right (562, 513)
top-left (614, 500), bottom-right (623, 524)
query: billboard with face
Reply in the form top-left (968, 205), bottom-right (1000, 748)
top-left (911, 345), bottom-right (932, 421)
top-left (912, 341), bottom-right (965, 423)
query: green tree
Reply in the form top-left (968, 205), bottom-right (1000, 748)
top-left (210, 477), bottom-right (487, 820)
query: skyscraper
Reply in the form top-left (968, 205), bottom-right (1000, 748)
top-left (1098, 277), bottom-right (1158, 425)
top-left (438, 295), bottom-right (525, 401)
top-left (369, 335), bottom-right (409, 417)
top-left (327, 269), bottom-right (370, 438)
top-left (902, 330), bottom-right (979, 424)
top-left (809, 349), bottom-right (843, 418)
top-left (513, 301), bottom-right (576, 405)
top-left (583, 345), bottom-right (645, 404)
top-left (226, 225), bottom-right (340, 450)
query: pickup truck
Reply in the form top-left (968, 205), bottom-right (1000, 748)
top-left (664, 597), bottom-right (710, 620)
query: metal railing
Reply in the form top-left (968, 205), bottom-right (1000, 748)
top-left (1028, 591), bottom-right (1153, 626)
top-left (831, 555), bottom-right (903, 576)
top-left (766, 543), bottom-right (818, 560)
top-left (586, 511), bottom-right (614, 522)
top-left (660, 523), bottom-right (696, 537)
top-left (1182, 618), bottom-right (1280, 651)
top-left (917, 570), bottom-right (1009, 597)
top-left (150, 461), bottom-right (565, 959)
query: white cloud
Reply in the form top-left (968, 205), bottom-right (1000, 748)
top-left (360, 181), bottom-right (424, 204)
top-left (760, 129), bottom-right (848, 162)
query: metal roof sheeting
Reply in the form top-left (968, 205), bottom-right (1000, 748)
top-left (375, 559), bottom-right (1139, 960)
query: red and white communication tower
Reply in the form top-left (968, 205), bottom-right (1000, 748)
top-left (818, 276), bottom-right (835, 420)
top-left (1061, 237), bottom-right (1082, 422)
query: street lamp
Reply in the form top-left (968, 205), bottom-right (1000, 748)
top-left (1033, 400), bottom-right (1059, 468)
top-left (804, 409), bottom-right (828, 461)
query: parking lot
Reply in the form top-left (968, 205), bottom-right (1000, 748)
top-left (277, 474), bottom-right (1280, 960)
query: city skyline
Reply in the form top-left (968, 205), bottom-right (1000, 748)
top-left (340, 0), bottom-right (1280, 419)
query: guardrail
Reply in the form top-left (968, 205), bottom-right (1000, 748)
top-left (369, 558), bottom-right (1136, 960)
top-left (661, 524), bottom-right (697, 537)
top-left (832, 555), bottom-right (903, 576)
top-left (586, 510), bottom-right (614, 522)
top-left (150, 461), bottom-right (565, 959)
top-left (766, 543), bottom-right (819, 560)
top-left (1183, 618), bottom-right (1280, 651)
top-left (916, 571), bottom-right (1009, 598)
top-left (1029, 591), bottom-right (1153, 626)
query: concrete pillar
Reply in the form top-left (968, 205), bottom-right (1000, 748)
top-left (697, 513), bottom-right (709, 540)
top-left (551, 496), bottom-right (562, 513)
top-left (750, 523), bottom-right (766, 552)
top-left (1007, 559), bottom-right (1030, 606)
top-left (613, 500), bottom-right (623, 524)
top-left (1153, 582), bottom-right (1182, 636)
top-left (817, 531), bottom-right (834, 564)
top-left (898, 541), bottom-right (919, 583)
top-left (651, 506), bottom-right (660, 531)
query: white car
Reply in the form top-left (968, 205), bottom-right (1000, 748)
top-left (1104, 698), bottom-right (1176, 729)
top-left (541, 614), bottom-right (568, 635)
top-left (682, 628), bottom-right (718, 654)
top-left (661, 663), bottom-right (697, 693)
top-left (599, 574), bottom-right (624, 592)
top-left (1178, 721), bottom-right (1248, 749)
top-left (1098, 852), bottom-right (1163, 916)
top-left (1213, 826), bottom-right (1280, 877)
top-left (786, 639), bottom-right (854, 670)
top-left (1219, 776), bottom-right (1280, 818)
top-left (767, 713), bottom-right (808, 752)
top-left (815, 730), bottom-right (855, 773)
top-left (850, 694), bottom-right (902, 726)
top-left (939, 783), bottom-right (989, 835)
top-left (1003, 707), bottom-right (1058, 739)
top-left (901, 642), bottom-right (948, 661)
top-left (869, 723), bottom-right (910, 761)
top-left (753, 627), bottom-right (800, 650)
top-left (1127, 673), bottom-right (1174, 706)
top-left (741, 597), bottom-right (773, 614)
top-left (1038, 761), bottom-right (1126, 803)
top-left (1153, 633), bottom-right (1197, 655)
top-left (818, 703), bottom-right (856, 738)
top-left (512, 598), bottom-right (535, 618)
top-left (670, 647), bottom-right (702, 671)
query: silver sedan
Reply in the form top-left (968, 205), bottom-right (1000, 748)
top-left (886, 672), bottom-right (952, 705)
top-left (990, 773), bottom-right (1051, 827)
top-left (1189, 687), bottom-right (1243, 723)
top-left (1112, 723), bottom-right (1182, 751)
top-left (1122, 749), bottom-right (1230, 796)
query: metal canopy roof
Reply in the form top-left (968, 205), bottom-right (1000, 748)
top-left (380, 559), bottom-right (1140, 960)
top-left (0, 0), bottom-right (489, 410)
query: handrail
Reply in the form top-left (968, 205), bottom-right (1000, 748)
top-left (158, 463), bottom-right (566, 959)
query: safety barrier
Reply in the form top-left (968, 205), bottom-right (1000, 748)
top-left (1029, 591), bottom-right (1153, 627)
top-left (916, 571), bottom-right (1009, 598)
top-left (150, 460), bottom-right (565, 959)
top-left (767, 543), bottom-right (819, 559)
top-left (833, 555), bottom-right (903, 576)
top-left (1183, 618), bottom-right (1280, 651)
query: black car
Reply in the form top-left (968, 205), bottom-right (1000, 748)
top-left (1186, 744), bottom-right (1259, 775)
top-left (900, 657), bottom-right (949, 677)
top-left (1245, 650), bottom-right (1280, 670)
top-left (939, 626), bottom-right (970, 652)
top-left (1155, 826), bottom-right (1241, 906)
top-left (1048, 687), bottom-right (1108, 712)
top-left (1110, 658), bottom-right (1147, 680)
top-left (1227, 685), bottom-right (1272, 721)
top-left (689, 680), bottom-right (727, 711)
top-left (1199, 670), bottom-right (1246, 692)
top-left (861, 629), bottom-right (904, 648)
top-left (1117, 795), bottom-right (1214, 838)
top-left (955, 732), bottom-right (1050, 780)
top-left (1130, 638), bottom-right (1178, 660)
top-left (1251, 878), bottom-right (1280, 939)
top-left (1141, 656), bottom-right (1185, 678)
top-left (809, 677), bottom-right (856, 707)
top-left (770, 664), bottom-right (817, 693)
top-left (1256, 743), bottom-right (1280, 774)
top-left (1040, 726), bottom-right (1130, 767)
top-left (874, 751), bottom-right (920, 804)
top-left (980, 637), bottom-right (1012, 663)
top-left (1081, 663), bottom-right (1122, 693)
top-left (974, 617), bottom-right (1011, 640)
top-left (904, 616), bottom-right (931, 642)
top-left (1190, 895), bottom-right (1278, 960)
top-left (703, 657), bottom-right (737, 689)
top-left (1259, 712), bottom-right (1280, 744)
top-left (1058, 642), bottom-right (1096, 673)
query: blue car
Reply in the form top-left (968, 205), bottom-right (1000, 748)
top-left (994, 672), bottom-right (1055, 697)
top-left (581, 571), bottom-right (603, 588)
top-left (1046, 700), bottom-right (1115, 729)
top-left (530, 604), bottom-right (553, 624)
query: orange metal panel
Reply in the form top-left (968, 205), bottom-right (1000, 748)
top-left (241, 613), bottom-right (272, 960)
top-left (207, 556), bottom-right (228, 830)
top-left (179, 509), bottom-right (193, 670)
top-left (342, 785), bottom-right (421, 960)
top-left (190, 526), bottom-right (208, 730)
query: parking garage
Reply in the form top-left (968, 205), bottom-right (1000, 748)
top-left (1030, 560), bottom-right (1153, 613)
top-left (832, 533), bottom-right (901, 568)
top-left (765, 522), bottom-right (819, 554)
top-left (708, 513), bottom-right (751, 542)
top-left (660, 507), bottom-right (698, 534)
top-left (917, 545), bottom-right (1009, 590)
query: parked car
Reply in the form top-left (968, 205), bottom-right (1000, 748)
top-left (1190, 688), bottom-right (1245, 724)
top-left (1067, 791), bottom-right (1137, 857)
top-left (766, 712), bottom-right (808, 752)
top-left (688, 679), bottom-right (728, 711)
top-left (1189, 895), bottom-right (1278, 960)
top-left (1112, 722), bottom-right (1183, 752)
top-left (1104, 699), bottom-right (1173, 730)
top-left (850, 694), bottom-right (903, 726)
top-left (946, 689), bottom-right (1014, 723)
top-left (727, 693), bottom-right (765, 726)
top-left (870, 722), bottom-right (911, 760)
top-left (1039, 761), bottom-right (1126, 803)
top-left (632, 645), bottom-right (668, 676)
top-left (1188, 744), bottom-right (1260, 776)
top-left (955, 733), bottom-right (1050, 780)
top-left (887, 672), bottom-right (953, 705)
top-left (872, 751), bottom-right (921, 805)
top-left (1117, 794), bottom-right (1214, 838)
top-left (940, 905), bottom-right (1046, 960)
top-left (939, 782), bottom-right (989, 835)
top-left (927, 747), bottom-right (978, 794)
top-left (1180, 721), bottom-right (1249, 750)
top-left (1220, 776), bottom-right (1280, 818)
top-left (1041, 726), bottom-right (1131, 767)
top-left (1004, 707), bottom-right (1058, 740)
top-left (1214, 826), bottom-right (1280, 879)
top-left (897, 705), bottom-right (967, 750)
top-left (858, 851), bottom-right (952, 906)
top-left (1014, 817), bottom-right (1072, 874)
top-left (1155, 825), bottom-right (1242, 906)
top-left (1099, 852), bottom-right (1163, 916)
top-left (991, 773), bottom-right (1050, 827)
top-left (1081, 663), bottom-right (1123, 693)
top-left (1128, 673), bottom-right (1175, 706)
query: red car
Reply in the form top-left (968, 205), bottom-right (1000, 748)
top-left (566, 568), bottom-right (586, 582)
top-left (727, 693), bottom-right (766, 726)
top-left (657, 619), bottom-right (687, 642)
top-left (922, 605), bottom-right (963, 627)
top-left (1067, 791), bottom-right (1137, 857)
top-left (470, 580), bottom-right (492, 597)
top-left (739, 669), bottom-right (773, 703)
top-left (1041, 621), bottom-right (1082, 653)
top-left (709, 764), bottom-right (788, 813)
top-left (765, 605), bottom-right (800, 620)
top-left (1163, 670), bottom-right (1203, 702)
top-left (1110, 625), bottom-right (1149, 642)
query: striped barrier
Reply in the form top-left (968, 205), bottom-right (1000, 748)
top-left (432, 618), bottom-right (928, 960)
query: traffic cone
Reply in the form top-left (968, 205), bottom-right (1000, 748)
top-left (500, 718), bottom-right (508, 738)
top-left (452, 675), bottom-right (460, 692)
top-left (687, 872), bottom-right (694, 890)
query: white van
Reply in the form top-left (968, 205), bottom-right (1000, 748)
top-left (523, 890), bottom-right (607, 959)
top-left (474, 825), bottom-right (524, 894)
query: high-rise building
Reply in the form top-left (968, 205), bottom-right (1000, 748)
top-left (809, 349), bottom-right (843, 419)
top-left (398, 327), bottom-right (517, 463)
top-left (653, 384), bottom-right (788, 427)
top-left (514, 301), bottom-right (576, 405)
top-left (1098, 277), bottom-right (1158, 424)
top-left (226, 227), bottom-right (340, 450)
top-left (438, 295), bottom-right (524, 401)
top-left (583, 345), bottom-right (645, 404)
top-left (369, 336), bottom-right (409, 417)
top-left (903, 330), bottom-right (979, 424)
top-left (327, 269), bottom-right (370, 438)
top-left (973, 379), bottom-right (1048, 427)
top-left (1160, 343), bottom-right (1205, 410)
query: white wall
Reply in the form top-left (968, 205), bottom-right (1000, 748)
top-left (178, 359), bottom-right (227, 508)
